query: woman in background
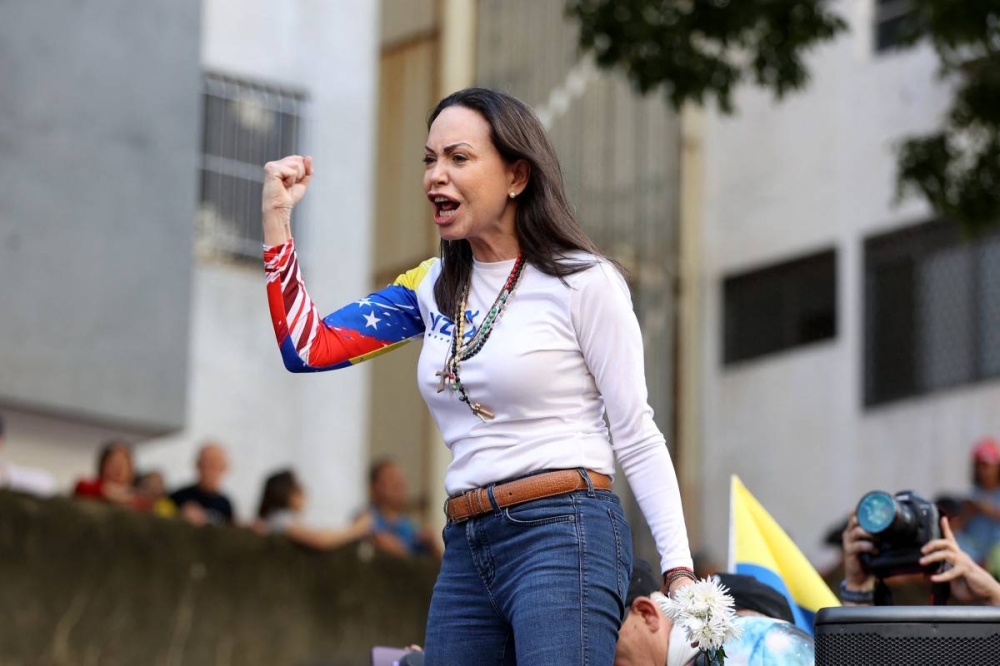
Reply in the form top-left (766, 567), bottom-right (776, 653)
top-left (257, 469), bottom-right (372, 550)
top-left (73, 441), bottom-right (147, 510)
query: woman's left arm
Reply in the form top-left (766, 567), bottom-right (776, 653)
top-left (571, 263), bottom-right (693, 576)
top-left (264, 242), bottom-right (431, 372)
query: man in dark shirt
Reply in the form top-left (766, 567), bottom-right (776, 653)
top-left (171, 443), bottom-right (235, 526)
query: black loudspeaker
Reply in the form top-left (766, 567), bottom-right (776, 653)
top-left (815, 606), bottom-right (1000, 665)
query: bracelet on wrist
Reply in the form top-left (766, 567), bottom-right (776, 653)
top-left (663, 567), bottom-right (698, 593)
top-left (839, 580), bottom-right (875, 604)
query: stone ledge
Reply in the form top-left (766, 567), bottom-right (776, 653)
top-left (0, 491), bottom-right (437, 666)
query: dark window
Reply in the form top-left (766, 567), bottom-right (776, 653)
top-left (723, 250), bottom-right (837, 365)
top-left (198, 73), bottom-right (306, 259)
top-left (864, 220), bottom-right (1000, 406)
top-left (874, 0), bottom-right (915, 53)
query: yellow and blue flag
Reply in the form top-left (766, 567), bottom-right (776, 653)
top-left (728, 475), bottom-right (839, 634)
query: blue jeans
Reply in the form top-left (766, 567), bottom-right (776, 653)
top-left (423, 480), bottom-right (633, 666)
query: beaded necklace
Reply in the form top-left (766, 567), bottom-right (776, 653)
top-left (435, 253), bottom-right (526, 421)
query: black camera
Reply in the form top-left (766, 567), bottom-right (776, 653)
top-left (855, 490), bottom-right (941, 578)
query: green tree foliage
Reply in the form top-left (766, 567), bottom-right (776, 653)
top-left (567, 0), bottom-right (847, 113)
top-left (894, 1), bottom-right (1000, 235)
top-left (569, 0), bottom-right (1000, 233)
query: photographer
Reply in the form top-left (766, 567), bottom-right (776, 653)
top-left (842, 513), bottom-right (1000, 606)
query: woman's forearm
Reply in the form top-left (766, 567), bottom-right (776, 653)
top-left (262, 209), bottom-right (292, 246)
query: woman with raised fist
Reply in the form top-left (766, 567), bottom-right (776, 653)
top-left (261, 88), bottom-right (693, 665)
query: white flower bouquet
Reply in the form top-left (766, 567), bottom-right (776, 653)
top-left (651, 578), bottom-right (742, 666)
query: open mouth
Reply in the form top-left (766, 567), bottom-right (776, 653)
top-left (431, 194), bottom-right (461, 220)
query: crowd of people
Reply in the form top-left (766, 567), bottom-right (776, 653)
top-left (5, 409), bottom-right (1000, 580)
top-left (0, 413), bottom-right (438, 560)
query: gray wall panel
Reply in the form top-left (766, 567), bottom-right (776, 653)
top-left (0, 0), bottom-right (201, 432)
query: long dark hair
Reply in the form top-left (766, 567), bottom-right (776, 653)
top-left (429, 88), bottom-right (613, 316)
top-left (258, 469), bottom-right (300, 519)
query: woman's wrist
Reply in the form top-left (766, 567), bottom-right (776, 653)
top-left (839, 579), bottom-right (875, 604)
top-left (662, 566), bottom-right (698, 595)
top-left (843, 573), bottom-right (875, 592)
top-left (262, 208), bottom-right (292, 246)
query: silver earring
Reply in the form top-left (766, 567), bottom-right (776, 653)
top-left (509, 191), bottom-right (516, 199)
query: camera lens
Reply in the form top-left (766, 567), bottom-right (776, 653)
top-left (857, 491), bottom-right (897, 534)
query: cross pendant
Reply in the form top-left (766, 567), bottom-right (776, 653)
top-left (472, 403), bottom-right (495, 420)
top-left (435, 369), bottom-right (449, 393)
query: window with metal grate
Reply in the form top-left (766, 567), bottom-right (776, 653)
top-left (863, 220), bottom-right (1000, 406)
top-left (722, 249), bottom-right (838, 365)
top-left (197, 73), bottom-right (307, 260)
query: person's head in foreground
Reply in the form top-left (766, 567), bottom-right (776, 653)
top-left (615, 560), bottom-right (814, 666)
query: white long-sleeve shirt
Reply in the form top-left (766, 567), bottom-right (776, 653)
top-left (264, 240), bottom-right (692, 572)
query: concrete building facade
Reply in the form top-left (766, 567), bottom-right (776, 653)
top-left (1, 0), bottom-right (381, 528)
top-left (692, 0), bottom-right (1000, 567)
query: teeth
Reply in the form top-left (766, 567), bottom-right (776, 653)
top-left (439, 209), bottom-right (456, 217)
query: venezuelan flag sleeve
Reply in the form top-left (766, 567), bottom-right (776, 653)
top-left (729, 475), bottom-right (840, 635)
top-left (264, 238), bottom-right (434, 372)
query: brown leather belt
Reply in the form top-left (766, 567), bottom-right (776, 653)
top-left (445, 469), bottom-right (613, 523)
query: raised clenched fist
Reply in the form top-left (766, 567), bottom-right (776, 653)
top-left (262, 155), bottom-right (313, 216)
top-left (261, 155), bottom-right (313, 245)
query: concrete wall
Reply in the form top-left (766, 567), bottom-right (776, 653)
top-left (0, 491), bottom-right (436, 666)
top-left (0, 0), bottom-right (200, 432)
top-left (697, 0), bottom-right (1000, 568)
